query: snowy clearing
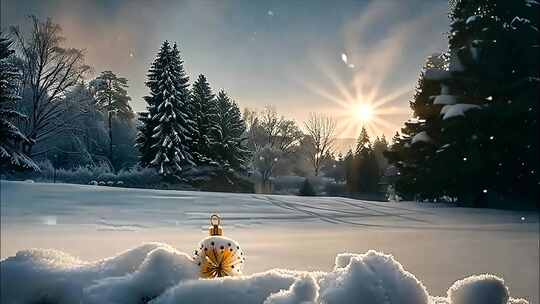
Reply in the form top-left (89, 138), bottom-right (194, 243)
top-left (1, 181), bottom-right (538, 303)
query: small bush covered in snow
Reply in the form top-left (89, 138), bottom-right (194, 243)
top-left (4, 163), bottom-right (162, 189)
top-left (0, 243), bottom-right (528, 304)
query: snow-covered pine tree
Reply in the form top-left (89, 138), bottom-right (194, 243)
top-left (136, 42), bottom-right (172, 167)
top-left (213, 90), bottom-right (250, 172)
top-left (0, 33), bottom-right (38, 171)
top-left (190, 74), bottom-right (219, 165)
top-left (385, 54), bottom-right (448, 200)
top-left (136, 41), bottom-right (195, 179)
top-left (428, 0), bottom-right (539, 205)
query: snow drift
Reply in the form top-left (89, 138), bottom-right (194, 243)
top-left (0, 243), bottom-right (528, 304)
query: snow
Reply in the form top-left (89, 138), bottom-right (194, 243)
top-left (466, 15), bottom-right (481, 25)
top-left (447, 274), bottom-right (510, 304)
top-left (0, 243), bottom-right (199, 304)
top-left (434, 94), bottom-right (458, 105)
top-left (318, 250), bottom-right (429, 304)
top-left (1, 244), bottom-right (529, 304)
top-left (525, 0), bottom-right (540, 7)
top-left (411, 131), bottom-right (431, 144)
top-left (341, 53), bottom-right (348, 64)
top-left (441, 104), bottom-right (480, 120)
top-left (263, 275), bottom-right (318, 304)
top-left (1, 181), bottom-right (538, 303)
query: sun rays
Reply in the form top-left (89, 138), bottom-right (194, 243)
top-left (290, 0), bottom-right (447, 140)
top-left (302, 66), bottom-right (412, 140)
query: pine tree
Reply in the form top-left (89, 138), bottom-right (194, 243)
top-left (135, 110), bottom-right (155, 167)
top-left (89, 71), bottom-right (133, 171)
top-left (433, 0), bottom-right (539, 204)
top-left (136, 43), bottom-right (172, 167)
top-left (344, 149), bottom-right (356, 192)
top-left (136, 41), bottom-right (194, 179)
top-left (372, 135), bottom-right (389, 174)
top-left (385, 54), bottom-right (448, 200)
top-left (0, 33), bottom-right (37, 171)
top-left (354, 127), bottom-right (380, 193)
top-left (213, 90), bottom-right (250, 171)
top-left (390, 132), bottom-right (400, 150)
top-left (390, 0), bottom-right (539, 205)
top-left (191, 74), bottom-right (218, 165)
top-left (355, 127), bottom-right (371, 155)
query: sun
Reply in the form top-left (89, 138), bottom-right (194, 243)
top-left (298, 51), bottom-right (413, 138)
top-left (355, 104), bottom-right (373, 122)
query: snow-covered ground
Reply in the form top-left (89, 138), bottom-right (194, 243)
top-left (1, 180), bottom-right (538, 303)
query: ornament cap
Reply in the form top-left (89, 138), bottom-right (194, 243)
top-left (209, 214), bottom-right (223, 236)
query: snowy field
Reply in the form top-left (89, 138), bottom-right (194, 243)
top-left (1, 180), bottom-right (538, 303)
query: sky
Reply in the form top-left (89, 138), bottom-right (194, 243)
top-left (1, 0), bottom-right (449, 139)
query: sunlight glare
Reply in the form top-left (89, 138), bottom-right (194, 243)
top-left (355, 104), bottom-right (373, 122)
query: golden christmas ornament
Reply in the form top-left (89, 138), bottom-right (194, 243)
top-left (193, 214), bottom-right (244, 278)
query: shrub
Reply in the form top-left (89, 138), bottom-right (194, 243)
top-left (299, 178), bottom-right (316, 196)
top-left (4, 163), bottom-right (162, 189)
top-left (325, 181), bottom-right (347, 196)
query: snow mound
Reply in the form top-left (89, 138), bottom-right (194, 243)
top-left (153, 270), bottom-right (298, 304)
top-left (447, 274), bottom-right (529, 304)
top-left (263, 275), bottom-right (319, 304)
top-left (319, 250), bottom-right (429, 304)
top-left (0, 244), bottom-right (529, 304)
top-left (0, 243), bottom-right (198, 304)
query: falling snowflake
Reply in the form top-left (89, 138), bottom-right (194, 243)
top-left (341, 53), bottom-right (348, 64)
top-left (267, 10), bottom-right (274, 16)
top-left (341, 53), bottom-right (354, 68)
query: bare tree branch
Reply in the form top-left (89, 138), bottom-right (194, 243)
top-left (9, 16), bottom-right (91, 155)
top-left (303, 113), bottom-right (337, 176)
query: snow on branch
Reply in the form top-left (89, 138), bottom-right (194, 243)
top-left (441, 104), bottom-right (481, 120)
top-left (412, 131), bottom-right (432, 144)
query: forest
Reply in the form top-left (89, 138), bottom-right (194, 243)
top-left (1, 0), bottom-right (538, 209)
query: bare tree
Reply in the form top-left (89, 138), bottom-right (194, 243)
top-left (275, 119), bottom-right (303, 153)
top-left (10, 16), bottom-right (91, 155)
top-left (259, 106), bottom-right (281, 147)
top-left (303, 113), bottom-right (337, 176)
top-left (245, 106), bottom-right (303, 153)
top-left (252, 145), bottom-right (281, 193)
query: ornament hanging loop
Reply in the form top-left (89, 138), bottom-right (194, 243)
top-left (209, 214), bottom-right (223, 236)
